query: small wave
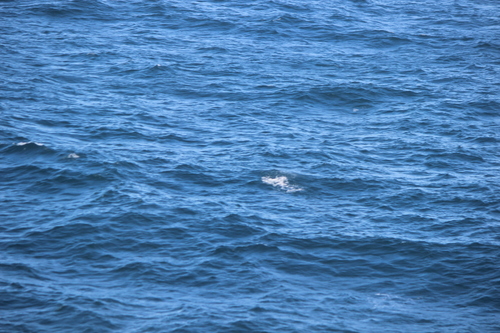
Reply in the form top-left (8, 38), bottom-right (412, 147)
top-left (3, 141), bottom-right (55, 155)
top-left (16, 141), bottom-right (44, 147)
top-left (261, 176), bottom-right (303, 193)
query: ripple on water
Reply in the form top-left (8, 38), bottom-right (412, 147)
top-left (1, 0), bottom-right (499, 332)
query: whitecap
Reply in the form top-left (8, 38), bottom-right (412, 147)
top-left (67, 153), bottom-right (80, 159)
top-left (16, 141), bottom-right (44, 146)
top-left (261, 176), bottom-right (303, 193)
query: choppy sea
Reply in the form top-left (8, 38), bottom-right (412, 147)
top-left (1, 0), bottom-right (499, 332)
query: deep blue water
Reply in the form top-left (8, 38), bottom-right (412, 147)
top-left (1, 0), bottom-right (500, 332)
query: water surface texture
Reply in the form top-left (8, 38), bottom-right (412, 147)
top-left (1, 0), bottom-right (499, 332)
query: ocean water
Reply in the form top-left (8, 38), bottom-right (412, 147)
top-left (1, 0), bottom-right (499, 332)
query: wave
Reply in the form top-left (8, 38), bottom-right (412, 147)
top-left (261, 175), bottom-right (303, 193)
top-left (1, 0), bottom-right (499, 331)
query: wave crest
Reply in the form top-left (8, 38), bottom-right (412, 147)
top-left (261, 176), bottom-right (303, 193)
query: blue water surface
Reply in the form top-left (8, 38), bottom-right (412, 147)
top-left (1, 0), bottom-right (499, 332)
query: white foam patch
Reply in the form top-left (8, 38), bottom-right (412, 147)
top-left (16, 142), bottom-right (44, 146)
top-left (67, 153), bottom-right (80, 159)
top-left (261, 176), bottom-right (303, 193)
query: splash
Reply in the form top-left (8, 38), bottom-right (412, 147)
top-left (261, 176), bottom-right (303, 193)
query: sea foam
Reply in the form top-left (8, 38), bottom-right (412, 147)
top-left (261, 176), bottom-right (303, 193)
